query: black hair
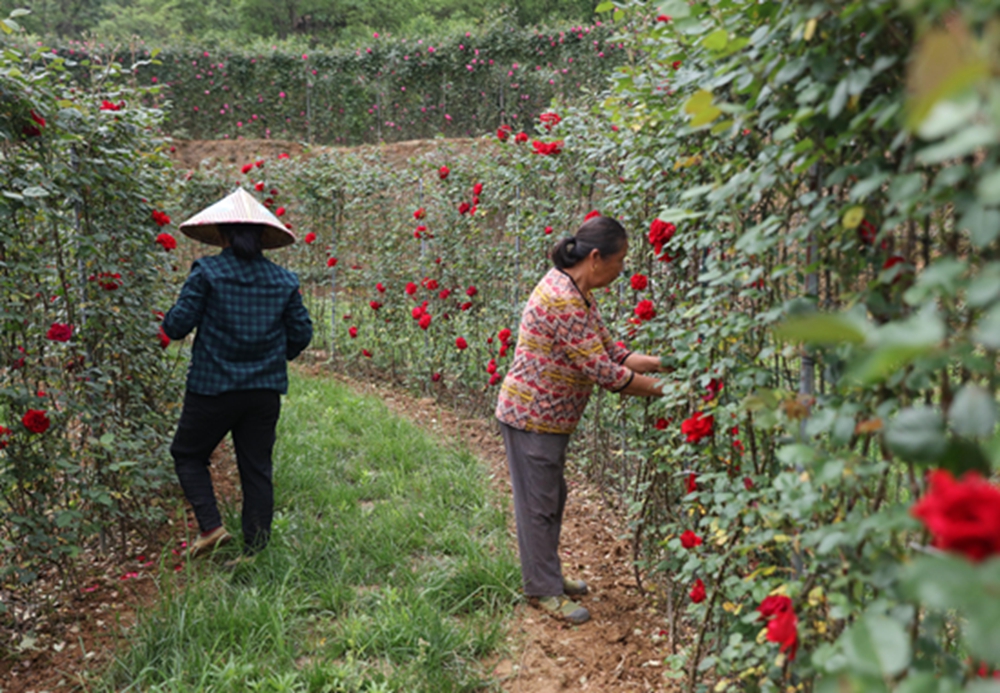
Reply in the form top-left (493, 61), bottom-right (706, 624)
top-left (549, 215), bottom-right (627, 269)
top-left (219, 223), bottom-right (264, 260)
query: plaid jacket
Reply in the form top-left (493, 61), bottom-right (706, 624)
top-left (495, 268), bottom-right (633, 435)
top-left (163, 248), bottom-right (313, 395)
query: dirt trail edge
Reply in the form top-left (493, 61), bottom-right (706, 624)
top-left (323, 369), bottom-right (680, 693)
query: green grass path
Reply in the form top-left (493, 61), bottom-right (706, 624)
top-left (101, 371), bottom-right (521, 693)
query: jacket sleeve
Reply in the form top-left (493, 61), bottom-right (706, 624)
top-left (557, 301), bottom-right (633, 393)
top-left (283, 285), bottom-right (313, 360)
top-left (162, 261), bottom-right (208, 340)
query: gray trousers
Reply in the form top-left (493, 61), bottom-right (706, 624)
top-left (499, 421), bottom-right (571, 597)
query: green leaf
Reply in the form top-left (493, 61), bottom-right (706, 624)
top-left (916, 124), bottom-right (996, 165)
top-left (973, 304), bottom-right (1000, 349)
top-left (776, 444), bottom-right (817, 468)
top-left (702, 29), bottom-right (728, 51)
top-left (829, 79), bottom-right (849, 119)
top-left (9, 8), bottom-right (30, 17)
top-left (917, 94), bottom-right (980, 139)
top-left (841, 613), bottom-right (911, 679)
top-left (884, 407), bottom-right (948, 463)
top-left (977, 167), bottom-right (1000, 205)
top-left (612, 9), bottom-right (624, 22)
top-left (21, 186), bottom-right (49, 197)
top-left (949, 384), bottom-right (997, 439)
top-left (773, 313), bottom-right (866, 345)
top-left (903, 257), bottom-right (966, 305)
top-left (960, 204), bottom-right (1000, 248)
top-left (595, 1), bottom-right (615, 12)
top-left (684, 89), bottom-right (713, 116)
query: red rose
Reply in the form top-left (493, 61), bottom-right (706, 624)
top-left (419, 313), bottom-right (432, 330)
top-left (584, 210), bottom-right (600, 221)
top-left (466, 285), bottom-right (478, 297)
top-left (499, 343), bottom-right (509, 357)
top-left (255, 181), bottom-right (265, 192)
top-left (689, 578), bottom-right (706, 603)
top-left (858, 219), bottom-right (878, 245)
top-left (362, 349), bottom-right (372, 358)
top-left (46, 322), bottom-right (73, 342)
top-left (497, 124), bottom-right (513, 141)
top-left (327, 257), bottom-right (338, 268)
top-left (460, 301), bottom-right (472, 311)
top-left (630, 273), bottom-right (648, 291)
top-left (431, 372), bottom-right (442, 382)
top-left (455, 336), bottom-right (468, 350)
top-left (31, 110), bottom-right (46, 128)
top-left (156, 233), bottom-right (177, 250)
top-left (515, 132), bottom-right (528, 143)
top-left (100, 99), bottom-right (123, 111)
top-left (0, 425), bottom-right (11, 449)
top-left (703, 377), bottom-right (724, 402)
top-left (22, 409), bottom-right (50, 434)
top-left (405, 282), bottom-right (418, 295)
top-left (157, 326), bottom-right (171, 349)
top-left (473, 182), bottom-right (483, 196)
top-left (412, 305), bottom-right (426, 320)
top-left (672, 60), bottom-right (682, 69)
top-left (255, 159), bottom-right (264, 168)
top-left (743, 477), bottom-right (754, 490)
top-left (304, 232), bottom-right (316, 244)
top-left (348, 326), bottom-right (358, 338)
top-left (544, 225), bottom-right (553, 235)
top-left (654, 417), bottom-right (669, 430)
top-left (539, 112), bottom-right (562, 130)
top-left (486, 359), bottom-right (498, 375)
top-left (241, 163), bottom-right (253, 174)
top-left (686, 472), bottom-right (699, 494)
top-left (532, 140), bottom-right (563, 155)
top-left (275, 207), bottom-right (286, 217)
top-left (498, 328), bottom-right (511, 344)
top-left (376, 282), bottom-right (386, 293)
top-left (489, 372), bottom-right (502, 386)
top-left (758, 595), bottom-right (792, 619)
top-left (151, 210), bottom-right (171, 227)
top-left (458, 201), bottom-right (471, 215)
top-left (414, 207), bottom-right (426, 220)
top-left (911, 470), bottom-right (1000, 562)
top-left (424, 278), bottom-right (439, 291)
top-left (648, 219), bottom-right (676, 255)
top-left (634, 299), bottom-right (656, 322)
top-left (439, 288), bottom-right (451, 300)
top-left (656, 14), bottom-right (671, 21)
top-left (680, 530), bottom-right (702, 549)
top-left (439, 165), bottom-right (450, 180)
top-left (681, 412), bottom-right (714, 444)
top-left (766, 609), bottom-right (799, 660)
top-left (370, 300), bottom-right (382, 311)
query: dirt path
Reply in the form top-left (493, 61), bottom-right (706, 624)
top-left (323, 368), bottom-right (679, 693)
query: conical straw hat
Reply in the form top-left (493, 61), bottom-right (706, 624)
top-left (178, 187), bottom-right (296, 249)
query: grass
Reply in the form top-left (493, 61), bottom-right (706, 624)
top-left (97, 370), bottom-right (521, 693)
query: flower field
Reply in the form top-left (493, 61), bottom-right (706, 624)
top-left (4, 0), bottom-right (1000, 691)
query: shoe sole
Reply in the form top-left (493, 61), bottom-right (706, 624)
top-left (189, 532), bottom-right (233, 559)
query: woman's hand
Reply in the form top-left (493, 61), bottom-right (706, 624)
top-left (624, 353), bottom-right (672, 374)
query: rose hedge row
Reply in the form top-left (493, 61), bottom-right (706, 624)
top-left (48, 15), bottom-right (622, 145)
top-left (0, 20), bottom-right (182, 596)
top-left (159, 0), bottom-right (1000, 689)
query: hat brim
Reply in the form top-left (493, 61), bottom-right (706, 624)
top-left (180, 221), bottom-right (295, 250)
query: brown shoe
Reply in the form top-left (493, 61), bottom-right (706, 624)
top-left (534, 595), bottom-right (590, 624)
top-left (189, 526), bottom-right (232, 558)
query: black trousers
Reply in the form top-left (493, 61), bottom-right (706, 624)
top-left (170, 389), bottom-right (281, 553)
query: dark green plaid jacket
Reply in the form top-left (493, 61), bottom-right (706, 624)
top-left (163, 248), bottom-right (313, 395)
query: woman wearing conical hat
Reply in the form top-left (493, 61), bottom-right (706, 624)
top-left (162, 187), bottom-right (313, 562)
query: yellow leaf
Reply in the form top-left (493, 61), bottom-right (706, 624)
top-left (842, 206), bottom-right (865, 229)
top-left (808, 586), bottom-right (825, 607)
top-left (692, 106), bottom-right (722, 127)
top-left (814, 620), bottom-right (828, 635)
top-left (773, 534), bottom-right (791, 543)
top-left (906, 21), bottom-right (989, 131)
top-left (715, 679), bottom-right (731, 692)
top-left (803, 18), bottom-right (817, 42)
top-left (684, 89), bottom-right (714, 115)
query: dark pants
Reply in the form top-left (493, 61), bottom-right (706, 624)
top-left (170, 389), bottom-right (281, 553)
top-left (499, 421), bottom-right (571, 598)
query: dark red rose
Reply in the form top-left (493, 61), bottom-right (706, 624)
top-left (241, 163), bottom-right (253, 174)
top-left (22, 409), bottom-right (50, 434)
top-left (418, 313), bottom-right (432, 330)
top-left (458, 201), bottom-right (471, 215)
top-left (414, 207), bottom-right (426, 220)
top-left (515, 132), bottom-right (528, 143)
top-left (630, 273), bottom-right (648, 291)
top-left (304, 232), bottom-right (316, 244)
top-left (532, 140), bottom-right (563, 155)
top-left (439, 165), bottom-right (450, 180)
top-left (634, 299), bottom-right (656, 322)
top-left (766, 609), bottom-right (798, 660)
top-left (405, 282), bottom-right (418, 295)
top-left (362, 349), bottom-right (372, 358)
top-left (681, 412), bottom-right (714, 443)
top-left (544, 225), bottom-right (553, 235)
top-left (275, 207), bottom-right (286, 217)
top-left (539, 112), bottom-right (562, 130)
top-left (654, 417), bottom-right (669, 430)
top-left (46, 323), bottom-right (73, 342)
top-left (100, 100), bottom-right (123, 111)
top-left (498, 328), bottom-right (511, 344)
top-left (151, 210), bottom-right (171, 227)
top-left (255, 181), bottom-right (265, 192)
top-left (496, 124), bottom-right (513, 141)
top-left (455, 336), bottom-right (468, 350)
top-left (370, 300), bottom-right (382, 311)
top-left (327, 257), bottom-right (338, 267)
top-left (489, 372), bottom-right (502, 386)
top-left (680, 530), bottom-right (702, 549)
top-left (466, 285), bottom-right (478, 297)
top-left (460, 301), bottom-right (472, 311)
top-left (348, 326), bottom-right (358, 338)
top-left (156, 233), bottom-right (177, 250)
top-left (686, 472), bottom-right (699, 494)
top-left (473, 182), bottom-right (483, 196)
top-left (376, 282), bottom-right (386, 293)
top-left (758, 595), bottom-right (792, 619)
top-left (689, 578), bottom-right (706, 603)
top-left (702, 377), bottom-right (724, 402)
top-left (648, 219), bottom-right (676, 255)
top-left (486, 359), bottom-right (498, 374)
top-left (743, 477), bottom-right (754, 490)
top-left (911, 470), bottom-right (1000, 562)
top-left (431, 372), bottom-right (442, 382)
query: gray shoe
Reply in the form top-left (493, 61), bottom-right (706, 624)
top-left (563, 577), bottom-right (589, 596)
top-left (535, 595), bottom-right (590, 624)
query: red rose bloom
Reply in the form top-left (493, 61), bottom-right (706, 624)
top-left (22, 409), bottom-right (50, 434)
top-left (419, 313), bottom-right (432, 330)
top-left (766, 609), bottom-right (799, 660)
top-left (584, 210), bottom-right (600, 221)
top-left (412, 305), bottom-right (426, 320)
top-left (439, 165), bottom-right (450, 180)
top-left (648, 219), bottom-right (676, 255)
top-left (515, 132), bottom-right (528, 143)
top-left (376, 282), bottom-right (386, 293)
top-left (496, 124), bottom-right (513, 141)
top-left (686, 472), bottom-right (699, 494)
top-left (423, 278), bottom-right (439, 291)
top-left (46, 322), bottom-right (73, 342)
top-left (634, 299), bottom-right (656, 322)
top-left (151, 210), bottom-right (171, 227)
top-left (656, 14), bottom-right (671, 21)
top-left (0, 425), bottom-right (11, 449)
top-left (758, 595), bottom-right (792, 619)
top-left (405, 282), bottom-right (418, 295)
top-left (499, 343), bottom-right (509, 357)
top-left (458, 202), bottom-right (471, 215)
top-left (498, 328), bottom-right (512, 344)
top-left (680, 530), bottom-right (702, 549)
top-left (455, 336), bottom-right (468, 350)
top-left (414, 207), bottom-right (426, 220)
top-left (466, 285), bottom-right (478, 297)
top-left (911, 470), bottom-right (1000, 562)
top-left (439, 288), bottom-right (451, 300)
top-left (489, 372), bottom-right (502, 386)
top-left (254, 181), bottom-right (265, 192)
top-left (100, 99), bottom-right (124, 111)
top-left (304, 232), bottom-right (316, 244)
top-left (703, 377), bottom-right (724, 402)
top-left (348, 326), bottom-right (358, 338)
top-left (689, 578), bottom-right (706, 603)
top-left (473, 182), bottom-right (483, 196)
top-left (654, 417), bottom-right (669, 430)
top-left (241, 163), bottom-right (253, 174)
top-left (544, 225), bottom-right (553, 235)
top-left (362, 349), bottom-right (372, 358)
top-left (327, 257), bottom-right (338, 267)
top-left (460, 301), bottom-right (472, 311)
top-left (681, 412), bottom-right (714, 443)
top-left (630, 273), bottom-right (648, 291)
top-left (370, 300), bottom-right (382, 311)
top-left (431, 372), bottom-right (442, 382)
top-left (539, 112), bottom-right (562, 130)
top-left (532, 140), bottom-right (563, 155)
top-left (858, 218), bottom-right (878, 245)
top-left (275, 207), bottom-right (286, 217)
top-left (743, 477), bottom-right (754, 490)
top-left (156, 233), bottom-right (177, 250)
top-left (486, 359), bottom-right (498, 375)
